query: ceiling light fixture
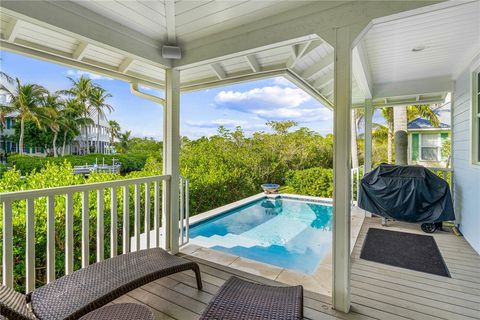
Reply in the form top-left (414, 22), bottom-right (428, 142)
top-left (411, 46), bottom-right (426, 52)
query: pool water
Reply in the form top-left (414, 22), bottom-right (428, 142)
top-left (189, 197), bottom-right (333, 274)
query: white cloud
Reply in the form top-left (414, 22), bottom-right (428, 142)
top-left (66, 70), bottom-right (113, 81)
top-left (271, 77), bottom-right (296, 88)
top-left (186, 118), bottom-right (248, 128)
top-left (215, 86), bottom-right (311, 111)
top-left (213, 85), bottom-right (331, 123)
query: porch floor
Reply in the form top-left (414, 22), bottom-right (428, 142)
top-left (112, 217), bottom-right (480, 320)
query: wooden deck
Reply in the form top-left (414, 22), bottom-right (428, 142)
top-left (113, 217), bottom-right (480, 319)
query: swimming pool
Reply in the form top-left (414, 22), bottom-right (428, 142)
top-left (189, 196), bottom-right (333, 274)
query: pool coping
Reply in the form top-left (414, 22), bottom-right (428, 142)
top-left (182, 193), bottom-right (365, 296)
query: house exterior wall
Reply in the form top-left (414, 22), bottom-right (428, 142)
top-left (408, 129), bottom-right (450, 168)
top-left (452, 58), bottom-right (480, 254)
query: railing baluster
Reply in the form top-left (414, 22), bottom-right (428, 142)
top-left (154, 180), bottom-right (160, 248)
top-left (65, 192), bottom-right (74, 275)
top-left (134, 184), bottom-right (140, 251)
top-left (185, 179), bottom-right (190, 244)
top-left (2, 199), bottom-right (13, 288)
top-left (180, 178), bottom-right (184, 245)
top-left (97, 189), bottom-right (104, 262)
top-left (110, 187), bottom-right (117, 258)
top-left (144, 182), bottom-right (150, 249)
top-left (122, 185), bottom-right (130, 254)
top-left (46, 195), bottom-right (55, 283)
top-left (81, 191), bottom-right (89, 268)
top-left (162, 178), bottom-right (171, 250)
top-left (26, 197), bottom-right (35, 293)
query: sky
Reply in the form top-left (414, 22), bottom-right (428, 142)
top-left (0, 50), bottom-right (403, 140)
top-left (1, 50), bottom-right (336, 140)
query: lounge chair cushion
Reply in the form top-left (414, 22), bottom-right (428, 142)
top-left (200, 276), bottom-right (303, 320)
top-left (27, 248), bottom-right (201, 320)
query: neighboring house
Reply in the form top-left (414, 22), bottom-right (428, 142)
top-left (408, 118), bottom-right (451, 168)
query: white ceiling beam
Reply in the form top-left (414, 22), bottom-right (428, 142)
top-left (210, 63), bottom-right (227, 80)
top-left (164, 0), bottom-right (176, 44)
top-left (372, 75), bottom-right (453, 99)
top-left (4, 18), bottom-right (21, 42)
top-left (312, 71), bottom-right (333, 89)
top-left (72, 41), bottom-right (89, 60)
top-left (176, 1), bottom-right (441, 68)
top-left (301, 53), bottom-right (333, 79)
top-left (1, 0), bottom-right (171, 67)
top-left (286, 39), bottom-right (323, 69)
top-left (118, 57), bottom-right (134, 73)
top-left (1, 41), bottom-right (164, 89)
top-left (245, 55), bottom-right (261, 73)
top-left (352, 41), bottom-right (372, 99)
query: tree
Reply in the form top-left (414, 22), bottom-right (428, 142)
top-left (62, 76), bottom-right (94, 154)
top-left (59, 99), bottom-right (94, 156)
top-left (0, 104), bottom-right (14, 154)
top-left (41, 93), bottom-right (63, 156)
top-left (117, 130), bottom-right (132, 153)
top-left (0, 78), bottom-right (46, 154)
top-left (266, 120), bottom-right (298, 135)
top-left (89, 86), bottom-right (113, 153)
top-left (380, 107), bottom-right (394, 163)
top-left (107, 120), bottom-right (121, 146)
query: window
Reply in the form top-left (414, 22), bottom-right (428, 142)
top-left (421, 133), bottom-right (441, 161)
top-left (474, 71), bottom-right (480, 164)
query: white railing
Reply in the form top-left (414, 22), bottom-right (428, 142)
top-left (351, 166), bottom-right (363, 205)
top-left (179, 176), bottom-right (190, 247)
top-left (1, 175), bottom-right (170, 292)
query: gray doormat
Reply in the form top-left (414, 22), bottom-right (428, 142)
top-left (360, 228), bottom-right (450, 277)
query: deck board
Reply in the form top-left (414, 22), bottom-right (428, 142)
top-left (113, 216), bottom-right (480, 319)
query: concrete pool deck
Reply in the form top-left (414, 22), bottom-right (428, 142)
top-left (181, 194), bottom-right (365, 296)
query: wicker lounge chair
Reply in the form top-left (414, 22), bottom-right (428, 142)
top-left (0, 248), bottom-right (202, 320)
top-left (200, 276), bottom-right (303, 320)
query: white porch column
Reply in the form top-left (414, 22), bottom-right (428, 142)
top-left (332, 26), bottom-right (352, 313)
top-left (364, 99), bottom-right (373, 173)
top-left (164, 68), bottom-right (181, 254)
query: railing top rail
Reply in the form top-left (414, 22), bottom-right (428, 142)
top-left (0, 174), bottom-right (171, 202)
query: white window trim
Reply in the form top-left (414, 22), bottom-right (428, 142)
top-left (472, 66), bottom-right (480, 166)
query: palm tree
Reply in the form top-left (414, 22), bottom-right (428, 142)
top-left (118, 130), bottom-right (132, 153)
top-left (59, 99), bottom-right (94, 156)
top-left (40, 93), bottom-right (61, 156)
top-left (89, 86), bottom-right (113, 153)
top-left (380, 107), bottom-right (394, 163)
top-left (0, 78), bottom-right (46, 155)
top-left (62, 76), bottom-right (94, 154)
top-left (351, 109), bottom-right (365, 169)
top-left (108, 120), bottom-right (121, 146)
top-left (0, 104), bottom-right (14, 155)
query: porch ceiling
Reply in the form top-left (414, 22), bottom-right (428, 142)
top-left (1, 1), bottom-right (478, 108)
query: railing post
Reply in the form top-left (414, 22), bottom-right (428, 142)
top-left (110, 187), bottom-right (118, 257)
top-left (97, 189), bottom-right (104, 262)
top-left (134, 183), bottom-right (141, 251)
top-left (122, 186), bottom-right (130, 254)
top-left (154, 180), bottom-right (160, 248)
top-left (65, 192), bottom-right (74, 275)
top-left (180, 177), bottom-right (184, 245)
top-left (46, 195), bottom-right (55, 283)
top-left (144, 182), bottom-right (150, 249)
top-left (81, 191), bottom-right (89, 268)
top-left (26, 197), bottom-right (35, 293)
top-left (2, 199), bottom-right (13, 288)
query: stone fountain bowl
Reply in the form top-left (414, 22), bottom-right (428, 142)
top-left (261, 183), bottom-right (280, 194)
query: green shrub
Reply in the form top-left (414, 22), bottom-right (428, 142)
top-left (285, 167), bottom-right (334, 198)
top-left (6, 153), bottom-right (150, 175)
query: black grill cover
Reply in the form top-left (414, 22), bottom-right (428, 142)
top-left (358, 164), bottom-right (455, 223)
